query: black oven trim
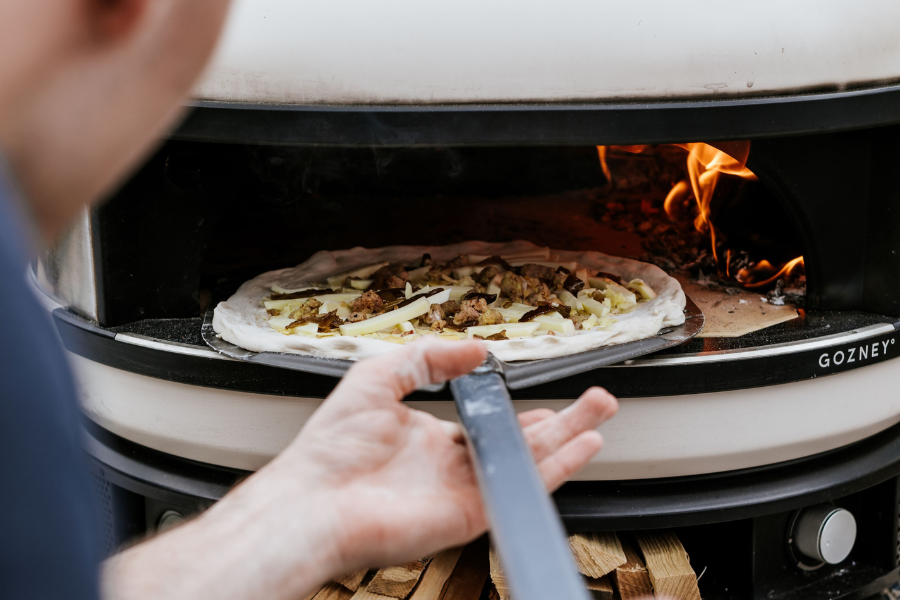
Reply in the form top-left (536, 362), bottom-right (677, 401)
top-left (53, 308), bottom-right (900, 401)
top-left (559, 418), bottom-right (900, 530)
top-left (84, 410), bottom-right (900, 530)
top-left (173, 83), bottom-right (900, 147)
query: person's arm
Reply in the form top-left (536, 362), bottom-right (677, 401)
top-left (102, 339), bottom-right (617, 600)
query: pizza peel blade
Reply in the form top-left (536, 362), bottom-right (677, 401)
top-left (201, 296), bottom-right (702, 392)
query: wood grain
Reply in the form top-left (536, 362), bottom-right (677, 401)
top-left (408, 547), bottom-right (465, 600)
top-left (613, 539), bottom-right (654, 600)
top-left (336, 570), bottom-right (369, 592)
top-left (488, 546), bottom-right (509, 600)
top-left (367, 557), bottom-right (433, 598)
top-left (585, 575), bottom-right (614, 600)
top-left (634, 531), bottom-right (701, 600)
top-left (350, 589), bottom-right (394, 600)
top-left (441, 537), bottom-right (489, 600)
top-left (569, 533), bottom-right (627, 578)
top-left (314, 582), bottom-right (356, 600)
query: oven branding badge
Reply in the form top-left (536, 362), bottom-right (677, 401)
top-left (818, 338), bottom-right (895, 368)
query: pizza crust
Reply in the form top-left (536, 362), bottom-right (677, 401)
top-left (212, 240), bottom-right (686, 362)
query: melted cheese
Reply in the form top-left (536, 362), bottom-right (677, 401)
top-left (339, 297), bottom-right (431, 337)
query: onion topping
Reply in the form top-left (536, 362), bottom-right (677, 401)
top-left (396, 287), bottom-right (445, 309)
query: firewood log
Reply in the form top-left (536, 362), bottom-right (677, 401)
top-left (569, 533), bottom-right (627, 578)
top-left (613, 539), bottom-right (654, 600)
top-left (634, 531), bottom-right (701, 600)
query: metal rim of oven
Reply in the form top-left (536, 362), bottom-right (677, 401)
top-left (84, 412), bottom-right (900, 531)
top-left (52, 307), bottom-right (900, 401)
top-left (173, 82), bottom-right (900, 147)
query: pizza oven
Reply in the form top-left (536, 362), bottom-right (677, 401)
top-left (32, 1), bottom-right (900, 598)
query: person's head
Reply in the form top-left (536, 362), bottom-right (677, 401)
top-left (0, 0), bottom-right (232, 242)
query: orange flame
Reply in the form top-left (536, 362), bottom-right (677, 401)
top-left (597, 146), bottom-right (611, 184)
top-left (736, 256), bottom-right (805, 289)
top-left (598, 143), bottom-right (756, 260)
top-left (597, 143), bottom-right (803, 289)
top-left (668, 143), bottom-right (757, 263)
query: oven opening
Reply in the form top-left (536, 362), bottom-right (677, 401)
top-left (168, 142), bottom-right (803, 339)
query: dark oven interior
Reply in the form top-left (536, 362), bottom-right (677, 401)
top-left (91, 125), bottom-right (900, 332)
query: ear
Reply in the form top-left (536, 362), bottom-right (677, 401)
top-left (89, 0), bottom-right (152, 42)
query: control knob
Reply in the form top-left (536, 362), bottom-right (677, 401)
top-left (791, 504), bottom-right (856, 565)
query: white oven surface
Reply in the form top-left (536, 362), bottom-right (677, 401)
top-left (194, 0), bottom-right (900, 105)
top-left (70, 352), bottom-right (900, 480)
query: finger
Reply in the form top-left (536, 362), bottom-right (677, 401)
top-left (517, 408), bottom-right (556, 428)
top-left (335, 338), bottom-right (487, 407)
top-left (524, 388), bottom-right (617, 464)
top-left (439, 419), bottom-right (464, 443)
top-left (537, 430), bottom-right (603, 491)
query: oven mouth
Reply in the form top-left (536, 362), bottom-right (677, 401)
top-left (187, 142), bottom-right (806, 340)
top-left (39, 126), bottom-right (900, 399)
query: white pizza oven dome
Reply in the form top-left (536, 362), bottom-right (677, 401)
top-left (194, 0), bottom-right (900, 105)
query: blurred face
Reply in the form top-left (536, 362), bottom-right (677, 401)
top-left (0, 0), bottom-right (232, 242)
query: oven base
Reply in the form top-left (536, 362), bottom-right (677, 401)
top-left (72, 352), bottom-right (900, 480)
top-left (87, 419), bottom-right (900, 599)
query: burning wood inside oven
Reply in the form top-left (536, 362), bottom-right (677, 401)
top-left (596, 142), bottom-right (805, 307)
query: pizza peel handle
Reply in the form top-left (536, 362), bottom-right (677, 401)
top-left (450, 360), bottom-right (592, 600)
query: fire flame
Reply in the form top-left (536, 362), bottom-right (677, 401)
top-left (598, 142), bottom-right (803, 289)
top-left (666, 143), bottom-right (756, 264)
top-left (736, 256), bottom-right (805, 289)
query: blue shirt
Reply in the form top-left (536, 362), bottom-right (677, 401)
top-left (0, 165), bottom-right (101, 600)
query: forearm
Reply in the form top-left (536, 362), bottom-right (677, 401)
top-left (101, 465), bottom-right (342, 600)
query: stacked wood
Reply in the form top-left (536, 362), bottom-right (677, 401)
top-left (440, 537), bottom-right (489, 600)
top-left (407, 547), bottom-right (464, 600)
top-left (335, 570), bottom-right (369, 592)
top-left (488, 546), bottom-right (509, 600)
top-left (352, 590), bottom-right (391, 600)
top-left (367, 556), bottom-right (434, 598)
top-left (613, 540), bottom-right (654, 600)
top-left (313, 530), bottom-right (701, 600)
top-left (585, 575), bottom-right (615, 600)
top-left (569, 533), bottom-right (627, 578)
top-left (350, 588), bottom-right (393, 600)
top-left (492, 534), bottom-right (626, 600)
top-left (313, 582), bottom-right (356, 600)
top-left (312, 540), bottom-right (486, 600)
top-left (634, 531), bottom-right (701, 600)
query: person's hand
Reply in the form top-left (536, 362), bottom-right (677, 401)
top-left (262, 338), bottom-right (618, 576)
top-left (109, 339), bottom-right (618, 600)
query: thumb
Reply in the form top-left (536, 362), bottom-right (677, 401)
top-left (331, 338), bottom-right (488, 409)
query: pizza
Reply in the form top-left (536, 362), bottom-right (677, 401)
top-left (212, 241), bottom-right (686, 362)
